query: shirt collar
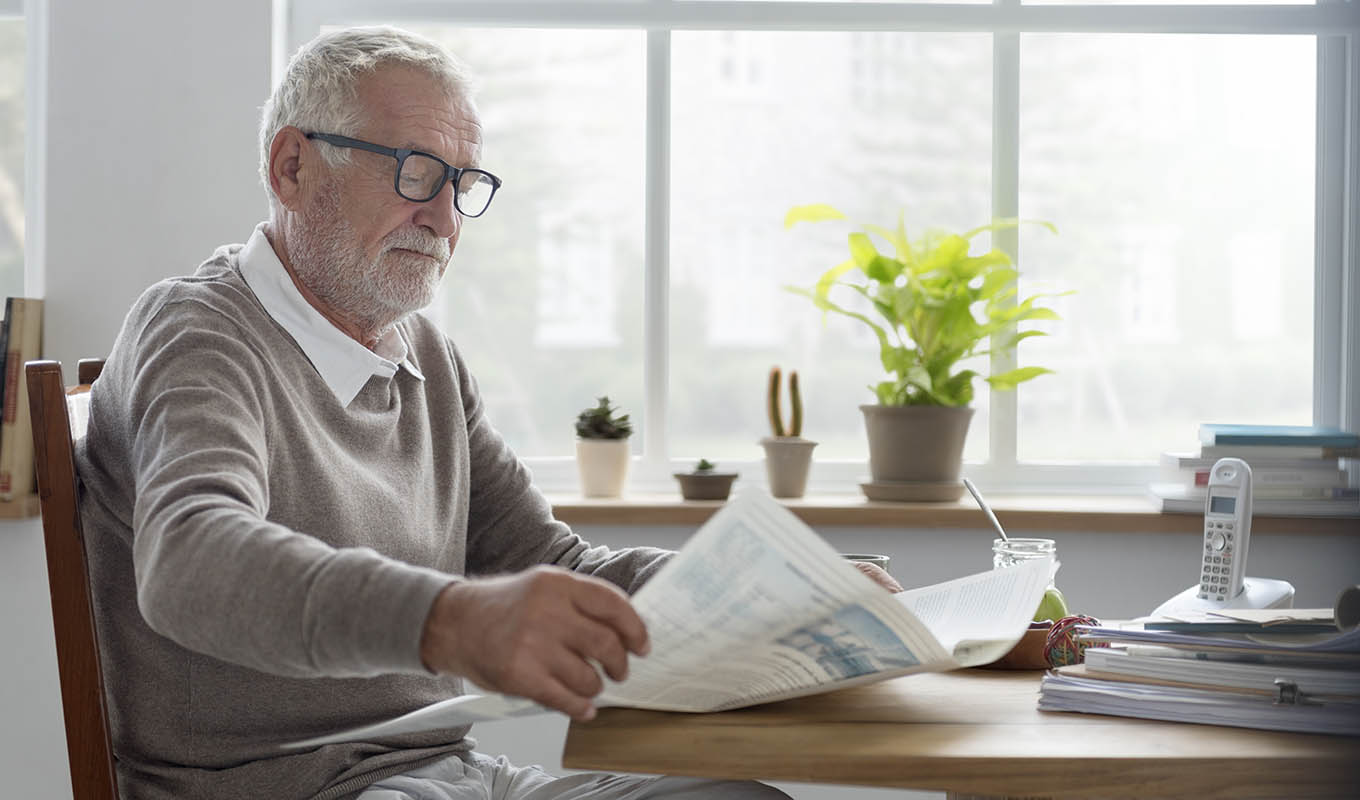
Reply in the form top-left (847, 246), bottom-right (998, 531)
top-left (237, 223), bottom-right (426, 407)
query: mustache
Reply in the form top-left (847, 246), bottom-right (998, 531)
top-left (382, 228), bottom-right (450, 262)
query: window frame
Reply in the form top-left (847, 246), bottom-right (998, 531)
top-left (287, 0), bottom-right (1360, 496)
top-left (4, 0), bottom-right (41, 303)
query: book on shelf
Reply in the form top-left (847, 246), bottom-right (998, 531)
top-left (1159, 474), bottom-right (1354, 497)
top-left (1199, 443), bottom-right (1359, 460)
top-left (1159, 453), bottom-right (1347, 489)
top-left (1160, 451), bottom-right (1346, 471)
top-left (1146, 482), bottom-right (1360, 517)
top-left (1200, 423), bottom-right (1360, 450)
top-left (0, 297), bottom-right (42, 501)
top-left (285, 489), bottom-right (1052, 749)
top-left (0, 298), bottom-right (12, 458)
top-left (1038, 621), bottom-right (1360, 736)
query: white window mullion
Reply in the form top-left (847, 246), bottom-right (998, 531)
top-left (1314, 24), bottom-right (1344, 431)
top-left (1347, 30), bottom-right (1360, 470)
top-left (22, 0), bottom-right (48, 299)
top-left (1315, 19), bottom-right (1360, 488)
top-left (990, 8), bottom-right (1020, 474)
top-left (639, 28), bottom-right (672, 487)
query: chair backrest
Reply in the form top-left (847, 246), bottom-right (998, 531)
top-left (27, 358), bottom-right (117, 800)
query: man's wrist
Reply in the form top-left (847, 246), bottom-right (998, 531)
top-left (419, 578), bottom-right (466, 674)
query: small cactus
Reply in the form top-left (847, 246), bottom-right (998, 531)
top-left (767, 366), bottom-right (803, 438)
top-left (575, 396), bottom-right (633, 440)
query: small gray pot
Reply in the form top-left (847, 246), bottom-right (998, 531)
top-left (674, 471), bottom-right (738, 501)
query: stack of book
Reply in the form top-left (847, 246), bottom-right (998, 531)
top-left (1149, 423), bottom-right (1359, 517)
top-left (0, 297), bottom-right (44, 502)
top-left (1038, 614), bottom-right (1360, 736)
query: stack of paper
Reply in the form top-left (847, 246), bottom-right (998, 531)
top-left (1038, 618), bottom-right (1360, 736)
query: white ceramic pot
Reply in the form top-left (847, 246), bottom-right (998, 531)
top-left (759, 437), bottom-right (818, 498)
top-left (575, 438), bottom-right (631, 498)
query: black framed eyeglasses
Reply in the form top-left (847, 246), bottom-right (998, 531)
top-left (305, 132), bottom-right (502, 218)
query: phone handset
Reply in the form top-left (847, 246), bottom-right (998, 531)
top-left (1197, 457), bottom-right (1252, 602)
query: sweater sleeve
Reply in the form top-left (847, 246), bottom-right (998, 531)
top-left (120, 299), bottom-right (453, 678)
top-left (449, 342), bottom-right (671, 594)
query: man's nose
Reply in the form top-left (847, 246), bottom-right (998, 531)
top-left (413, 180), bottom-right (461, 240)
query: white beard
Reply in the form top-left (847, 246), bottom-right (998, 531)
top-left (287, 185), bottom-right (451, 335)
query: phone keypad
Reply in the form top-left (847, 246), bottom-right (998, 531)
top-left (1198, 519), bottom-right (1238, 600)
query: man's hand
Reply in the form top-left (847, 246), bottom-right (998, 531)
top-left (852, 561), bottom-right (904, 593)
top-left (419, 566), bottom-right (650, 721)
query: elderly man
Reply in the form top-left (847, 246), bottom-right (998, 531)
top-left (77, 26), bottom-right (799, 800)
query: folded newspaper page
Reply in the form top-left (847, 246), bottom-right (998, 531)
top-left (287, 489), bottom-right (1050, 748)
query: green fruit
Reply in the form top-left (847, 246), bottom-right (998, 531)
top-left (1033, 587), bottom-right (1070, 622)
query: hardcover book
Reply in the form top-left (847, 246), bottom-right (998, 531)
top-left (1146, 482), bottom-right (1360, 517)
top-left (1199, 424), bottom-right (1360, 449)
top-left (0, 298), bottom-right (44, 500)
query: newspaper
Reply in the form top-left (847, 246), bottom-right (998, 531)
top-left (287, 489), bottom-right (1050, 748)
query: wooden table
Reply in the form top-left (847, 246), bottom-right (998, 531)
top-left (562, 669), bottom-right (1360, 798)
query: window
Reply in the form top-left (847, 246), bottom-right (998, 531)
top-left (0, 11), bottom-right (24, 299)
top-left (295, 1), bottom-right (1357, 494)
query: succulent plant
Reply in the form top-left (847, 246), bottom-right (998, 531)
top-left (695, 458), bottom-right (716, 472)
top-left (575, 396), bottom-right (633, 440)
top-left (767, 366), bottom-right (803, 438)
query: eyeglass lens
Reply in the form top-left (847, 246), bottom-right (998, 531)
top-left (398, 153), bottom-right (496, 216)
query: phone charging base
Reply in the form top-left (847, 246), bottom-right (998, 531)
top-left (1152, 577), bottom-right (1296, 618)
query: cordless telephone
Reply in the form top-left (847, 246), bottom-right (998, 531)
top-left (1150, 458), bottom-right (1295, 617)
top-left (1197, 458), bottom-right (1252, 602)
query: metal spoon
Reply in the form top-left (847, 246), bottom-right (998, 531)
top-left (962, 477), bottom-right (1009, 542)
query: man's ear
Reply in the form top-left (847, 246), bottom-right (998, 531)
top-left (268, 126), bottom-right (312, 212)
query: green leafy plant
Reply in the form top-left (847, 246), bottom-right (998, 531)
top-left (767, 366), bottom-right (803, 438)
top-left (694, 458), bottom-right (717, 472)
top-left (575, 396), bottom-right (633, 440)
top-left (784, 204), bottom-right (1066, 407)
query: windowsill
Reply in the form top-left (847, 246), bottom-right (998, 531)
top-left (549, 493), bottom-right (1360, 534)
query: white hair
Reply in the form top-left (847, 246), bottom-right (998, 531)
top-left (258, 26), bottom-right (476, 214)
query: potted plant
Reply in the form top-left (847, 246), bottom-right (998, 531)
top-left (673, 458), bottom-right (739, 501)
top-left (574, 396), bottom-right (633, 498)
top-left (785, 204), bottom-right (1064, 502)
top-left (760, 366), bottom-right (818, 498)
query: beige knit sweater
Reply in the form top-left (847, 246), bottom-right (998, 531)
top-left (76, 242), bottom-right (667, 799)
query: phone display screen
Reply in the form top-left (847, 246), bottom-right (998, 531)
top-left (1209, 494), bottom-right (1236, 514)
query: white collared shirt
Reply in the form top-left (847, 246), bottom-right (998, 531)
top-left (236, 223), bottom-right (426, 407)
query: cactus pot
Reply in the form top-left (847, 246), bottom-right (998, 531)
top-left (859, 405), bottom-right (974, 501)
top-left (575, 438), bottom-right (631, 498)
top-left (673, 471), bottom-right (738, 501)
top-left (760, 437), bottom-right (818, 498)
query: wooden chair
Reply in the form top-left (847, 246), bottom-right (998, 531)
top-left (27, 358), bottom-right (117, 799)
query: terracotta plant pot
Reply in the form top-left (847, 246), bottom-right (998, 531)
top-left (673, 471), bottom-right (738, 501)
top-left (859, 405), bottom-right (974, 502)
top-left (575, 438), bottom-right (630, 498)
top-left (759, 437), bottom-right (817, 498)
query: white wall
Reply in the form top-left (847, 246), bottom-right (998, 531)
top-left (0, 0), bottom-right (271, 797)
top-left (41, 0), bottom-right (272, 375)
top-left (2, 2), bottom-right (1357, 798)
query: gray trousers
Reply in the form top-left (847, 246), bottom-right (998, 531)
top-left (355, 752), bottom-right (792, 800)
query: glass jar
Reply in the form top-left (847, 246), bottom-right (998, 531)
top-left (993, 538), bottom-right (1057, 585)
